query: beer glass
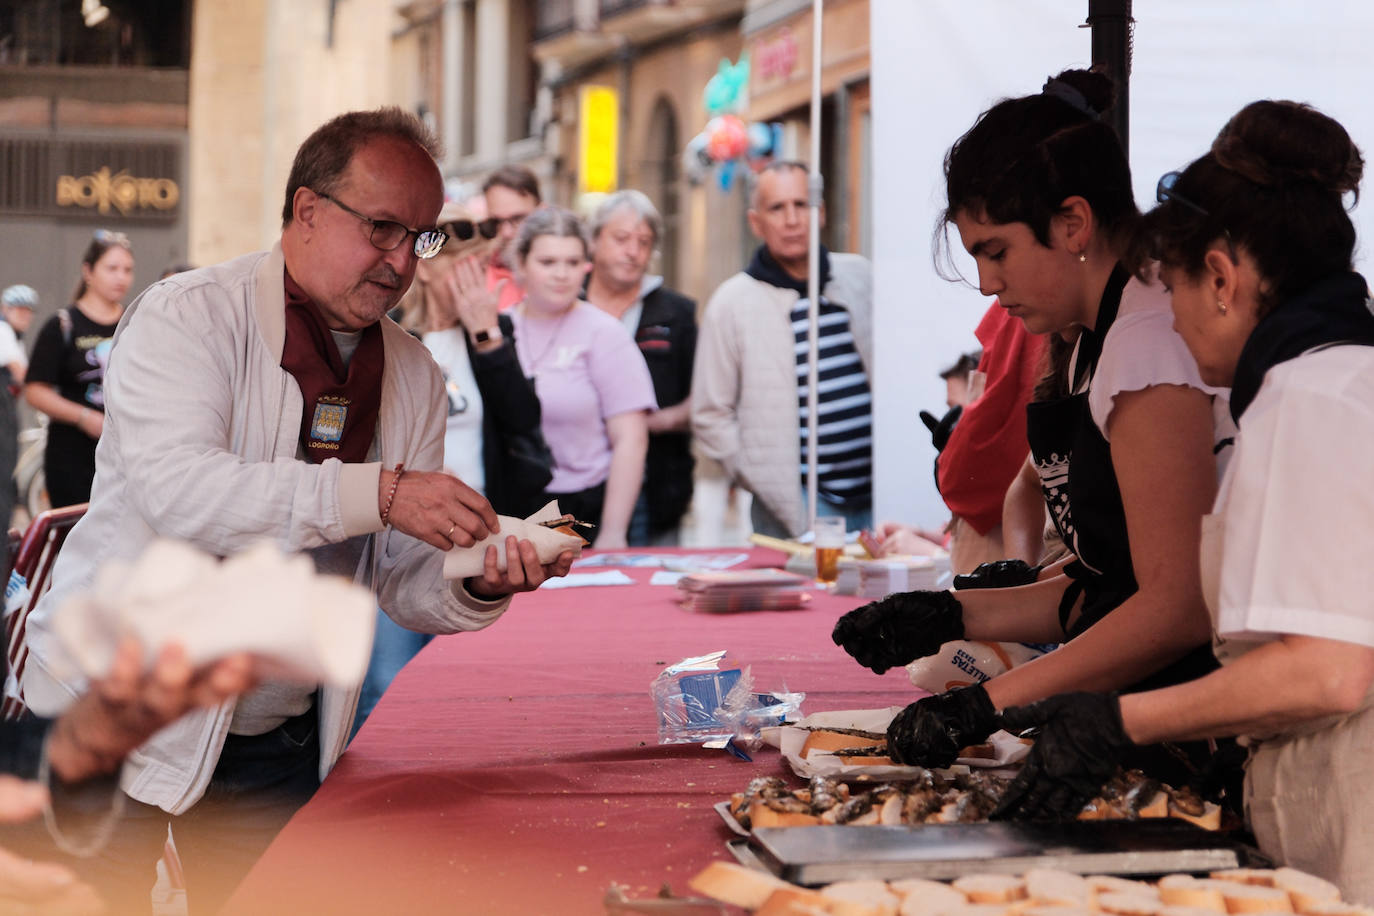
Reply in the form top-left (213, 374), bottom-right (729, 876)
top-left (813, 517), bottom-right (845, 584)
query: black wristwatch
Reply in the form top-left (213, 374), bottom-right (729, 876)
top-left (471, 326), bottom-right (503, 346)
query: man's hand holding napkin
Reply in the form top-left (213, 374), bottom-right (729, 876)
top-left (445, 501), bottom-right (582, 596)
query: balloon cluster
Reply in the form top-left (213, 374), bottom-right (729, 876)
top-left (683, 55), bottom-right (783, 190)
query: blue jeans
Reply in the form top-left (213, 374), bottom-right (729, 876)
top-left (749, 488), bottom-right (873, 539)
top-left (627, 489), bottom-right (682, 547)
top-left (351, 609), bottom-right (433, 738)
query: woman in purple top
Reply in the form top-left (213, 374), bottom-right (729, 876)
top-left (509, 207), bottom-right (656, 548)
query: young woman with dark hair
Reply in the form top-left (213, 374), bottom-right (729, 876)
top-left (833, 70), bottom-right (1233, 778)
top-left (995, 99), bottom-right (1374, 902)
top-left (25, 230), bottom-right (133, 508)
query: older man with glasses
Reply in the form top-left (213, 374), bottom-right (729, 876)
top-left (17, 107), bottom-right (574, 915)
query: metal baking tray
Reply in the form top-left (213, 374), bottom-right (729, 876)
top-left (744, 820), bottom-right (1271, 886)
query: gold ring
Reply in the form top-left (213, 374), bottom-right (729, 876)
top-left (446, 524), bottom-right (456, 539)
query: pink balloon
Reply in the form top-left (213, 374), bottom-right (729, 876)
top-left (705, 115), bottom-right (748, 162)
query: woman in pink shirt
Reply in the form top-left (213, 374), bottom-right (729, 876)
top-left (509, 207), bottom-right (656, 548)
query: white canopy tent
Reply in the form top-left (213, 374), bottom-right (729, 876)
top-left (869, 0), bottom-right (1374, 529)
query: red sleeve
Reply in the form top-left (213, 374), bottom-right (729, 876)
top-left (936, 304), bottom-right (1044, 535)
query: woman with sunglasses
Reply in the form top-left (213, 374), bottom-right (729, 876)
top-left (353, 200), bottom-right (551, 733)
top-left (509, 206), bottom-right (656, 548)
top-left (995, 99), bottom-right (1374, 901)
top-left (405, 200), bottom-right (550, 518)
top-left (25, 230), bottom-right (133, 508)
top-left (833, 70), bottom-right (1233, 780)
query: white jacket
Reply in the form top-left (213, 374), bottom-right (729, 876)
top-left (22, 244), bottom-right (510, 814)
top-left (691, 253), bottom-right (873, 536)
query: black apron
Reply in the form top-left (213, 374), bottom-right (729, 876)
top-left (1026, 265), bottom-right (1234, 801)
top-left (1026, 266), bottom-right (1217, 690)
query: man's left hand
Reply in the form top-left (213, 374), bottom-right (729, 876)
top-left (991, 692), bottom-right (1134, 821)
top-left (886, 684), bottom-right (999, 767)
top-left (466, 536), bottom-right (574, 598)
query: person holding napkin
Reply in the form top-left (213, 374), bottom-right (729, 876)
top-left (993, 101), bottom-right (1374, 901)
top-left (17, 107), bottom-right (574, 915)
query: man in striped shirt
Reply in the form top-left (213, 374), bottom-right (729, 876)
top-left (692, 161), bottom-right (875, 538)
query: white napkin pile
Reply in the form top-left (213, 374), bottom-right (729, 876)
top-left (52, 539), bottom-right (376, 689)
top-left (442, 500), bottom-right (584, 580)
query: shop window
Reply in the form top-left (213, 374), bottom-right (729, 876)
top-left (0, 0), bottom-right (192, 68)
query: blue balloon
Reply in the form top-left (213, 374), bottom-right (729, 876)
top-left (717, 159), bottom-right (737, 192)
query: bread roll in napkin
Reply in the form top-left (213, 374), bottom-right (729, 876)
top-left (442, 500), bottom-right (584, 580)
top-left (51, 539), bottom-right (375, 689)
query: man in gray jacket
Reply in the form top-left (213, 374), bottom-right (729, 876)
top-left (20, 107), bottom-right (573, 914)
top-left (692, 160), bottom-right (874, 538)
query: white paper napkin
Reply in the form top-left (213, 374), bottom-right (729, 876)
top-left (442, 500), bottom-right (584, 579)
top-left (537, 570), bottom-right (635, 589)
top-left (51, 539), bottom-right (376, 688)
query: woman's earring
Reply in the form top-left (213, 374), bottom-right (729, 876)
top-left (1078, 253), bottom-right (1087, 263)
top-left (1217, 299), bottom-right (1228, 315)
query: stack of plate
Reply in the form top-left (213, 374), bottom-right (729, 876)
top-left (676, 568), bottom-right (814, 613)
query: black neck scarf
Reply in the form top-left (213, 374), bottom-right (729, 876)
top-left (745, 244), bottom-right (831, 296)
top-left (1230, 271), bottom-right (1374, 423)
top-left (280, 270), bottom-right (385, 463)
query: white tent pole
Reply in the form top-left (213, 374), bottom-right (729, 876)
top-left (805, 0), bottom-right (824, 533)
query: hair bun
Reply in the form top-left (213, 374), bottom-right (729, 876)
top-left (1047, 68), bottom-right (1116, 118)
top-left (1212, 100), bottom-right (1363, 194)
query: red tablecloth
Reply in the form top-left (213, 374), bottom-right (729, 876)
top-left (223, 549), bottom-right (917, 915)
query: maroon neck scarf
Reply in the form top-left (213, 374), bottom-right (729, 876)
top-left (280, 270), bottom-right (384, 463)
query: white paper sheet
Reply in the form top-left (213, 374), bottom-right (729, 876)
top-left (536, 570), bottom-right (635, 589)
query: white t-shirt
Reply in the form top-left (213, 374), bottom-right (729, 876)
top-left (0, 321), bottom-right (25, 369)
top-left (1081, 275), bottom-right (1237, 480)
top-left (422, 328), bottom-right (486, 494)
top-left (1205, 345), bottom-right (1374, 661)
top-left (1087, 275), bottom-right (1235, 443)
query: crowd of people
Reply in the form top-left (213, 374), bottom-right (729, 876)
top-left (2, 63), bottom-right (1373, 912)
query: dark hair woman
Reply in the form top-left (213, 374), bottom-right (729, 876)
top-left (833, 70), bottom-right (1233, 778)
top-left (996, 100), bottom-right (1374, 903)
top-left (25, 230), bottom-right (133, 508)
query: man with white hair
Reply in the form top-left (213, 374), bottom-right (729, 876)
top-left (585, 190), bottom-right (697, 545)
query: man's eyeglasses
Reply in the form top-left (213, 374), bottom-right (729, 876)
top-left (1156, 171), bottom-right (1211, 218)
top-left (441, 219), bottom-right (499, 242)
top-left (313, 190), bottom-right (448, 259)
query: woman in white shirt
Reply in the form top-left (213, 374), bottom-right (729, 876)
top-left (995, 100), bottom-right (1374, 902)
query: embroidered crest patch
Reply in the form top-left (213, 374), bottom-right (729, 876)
top-left (311, 401), bottom-right (348, 443)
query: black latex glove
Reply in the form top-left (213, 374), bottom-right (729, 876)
top-left (953, 559), bottom-right (1042, 591)
top-left (991, 692), bottom-right (1135, 822)
top-left (831, 589), bottom-right (965, 674)
top-left (886, 684), bottom-right (998, 768)
top-left (919, 405), bottom-right (962, 453)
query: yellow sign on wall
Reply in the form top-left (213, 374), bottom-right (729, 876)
top-left (579, 86), bottom-right (619, 195)
top-left (56, 166), bottom-right (180, 215)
